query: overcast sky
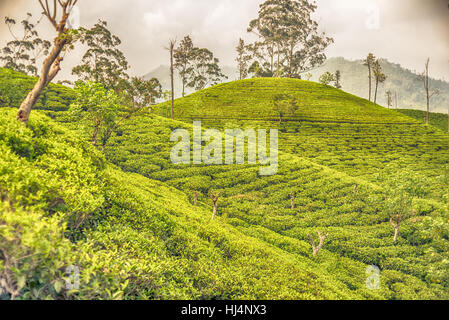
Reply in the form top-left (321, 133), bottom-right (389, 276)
top-left (0, 0), bottom-right (448, 81)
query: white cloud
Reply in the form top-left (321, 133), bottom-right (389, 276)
top-left (0, 0), bottom-right (446, 80)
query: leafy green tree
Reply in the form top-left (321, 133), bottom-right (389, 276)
top-left (167, 39), bottom-right (176, 120)
top-left (70, 79), bottom-right (158, 151)
top-left (273, 94), bottom-right (298, 122)
top-left (373, 59), bottom-right (386, 105)
top-left (0, 13), bottom-right (51, 76)
top-left (418, 58), bottom-right (440, 125)
top-left (247, 0), bottom-right (333, 78)
top-left (188, 48), bottom-right (227, 91)
top-left (126, 77), bottom-right (162, 109)
top-left (385, 90), bottom-right (392, 109)
top-left (247, 60), bottom-right (273, 78)
top-left (363, 53), bottom-right (376, 102)
top-left (17, 0), bottom-right (79, 123)
top-left (384, 190), bottom-right (416, 243)
top-left (69, 81), bottom-right (123, 151)
top-left (209, 191), bottom-right (221, 220)
top-left (319, 71), bottom-right (335, 86)
top-left (245, 41), bottom-right (276, 77)
top-left (72, 20), bottom-right (129, 93)
top-left (308, 231), bottom-right (329, 257)
top-left (174, 36), bottom-right (194, 97)
top-left (235, 38), bottom-right (251, 80)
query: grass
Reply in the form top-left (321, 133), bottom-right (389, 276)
top-left (1, 72), bottom-right (449, 300)
top-left (398, 109), bottom-right (449, 134)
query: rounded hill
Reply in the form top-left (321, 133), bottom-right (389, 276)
top-left (155, 78), bottom-right (417, 124)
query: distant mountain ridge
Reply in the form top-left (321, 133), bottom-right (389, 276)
top-left (305, 57), bottom-right (449, 113)
top-left (143, 57), bottom-right (449, 112)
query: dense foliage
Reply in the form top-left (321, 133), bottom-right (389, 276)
top-left (2, 70), bottom-right (449, 300)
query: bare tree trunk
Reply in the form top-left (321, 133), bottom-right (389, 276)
top-left (308, 231), bottom-right (329, 256)
top-left (353, 183), bottom-right (359, 196)
top-left (193, 192), bottom-right (198, 206)
top-left (424, 58), bottom-right (430, 125)
top-left (17, 43), bottom-right (66, 123)
top-left (390, 218), bottom-right (400, 243)
top-left (210, 192), bottom-right (221, 220)
top-left (16, 0), bottom-right (74, 123)
top-left (447, 109), bottom-right (449, 133)
top-left (168, 39), bottom-right (176, 120)
top-left (374, 80), bottom-right (379, 105)
top-left (212, 203), bottom-right (217, 220)
top-left (276, 44), bottom-right (280, 78)
top-left (395, 91), bottom-right (398, 109)
top-left (290, 191), bottom-right (295, 209)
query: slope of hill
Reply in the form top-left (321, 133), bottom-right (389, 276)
top-left (1, 107), bottom-right (387, 300)
top-left (2, 71), bottom-right (449, 300)
top-left (305, 57), bottom-right (449, 113)
top-left (106, 79), bottom-right (449, 298)
top-left (0, 67), bottom-right (75, 111)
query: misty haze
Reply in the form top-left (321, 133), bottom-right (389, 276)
top-left (1, 0), bottom-right (449, 306)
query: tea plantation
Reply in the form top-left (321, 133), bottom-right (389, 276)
top-left (1, 74), bottom-right (449, 300)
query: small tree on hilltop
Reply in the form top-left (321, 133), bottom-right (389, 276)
top-left (319, 72), bottom-right (335, 86)
top-left (418, 58), bottom-right (440, 125)
top-left (363, 53), bottom-right (376, 102)
top-left (72, 20), bottom-right (129, 93)
top-left (273, 94), bottom-right (298, 123)
top-left (385, 191), bottom-right (416, 243)
top-left (373, 59), bottom-right (386, 105)
top-left (236, 38), bottom-right (252, 80)
top-left (385, 90), bottom-right (392, 109)
top-left (334, 70), bottom-right (342, 89)
top-left (174, 36), bottom-right (194, 97)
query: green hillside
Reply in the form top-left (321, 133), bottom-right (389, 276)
top-left (106, 79), bottom-right (449, 299)
top-left (398, 109), bottom-right (449, 133)
top-left (2, 73), bottom-right (449, 300)
top-left (153, 79), bottom-right (449, 201)
top-left (1, 108), bottom-right (386, 300)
